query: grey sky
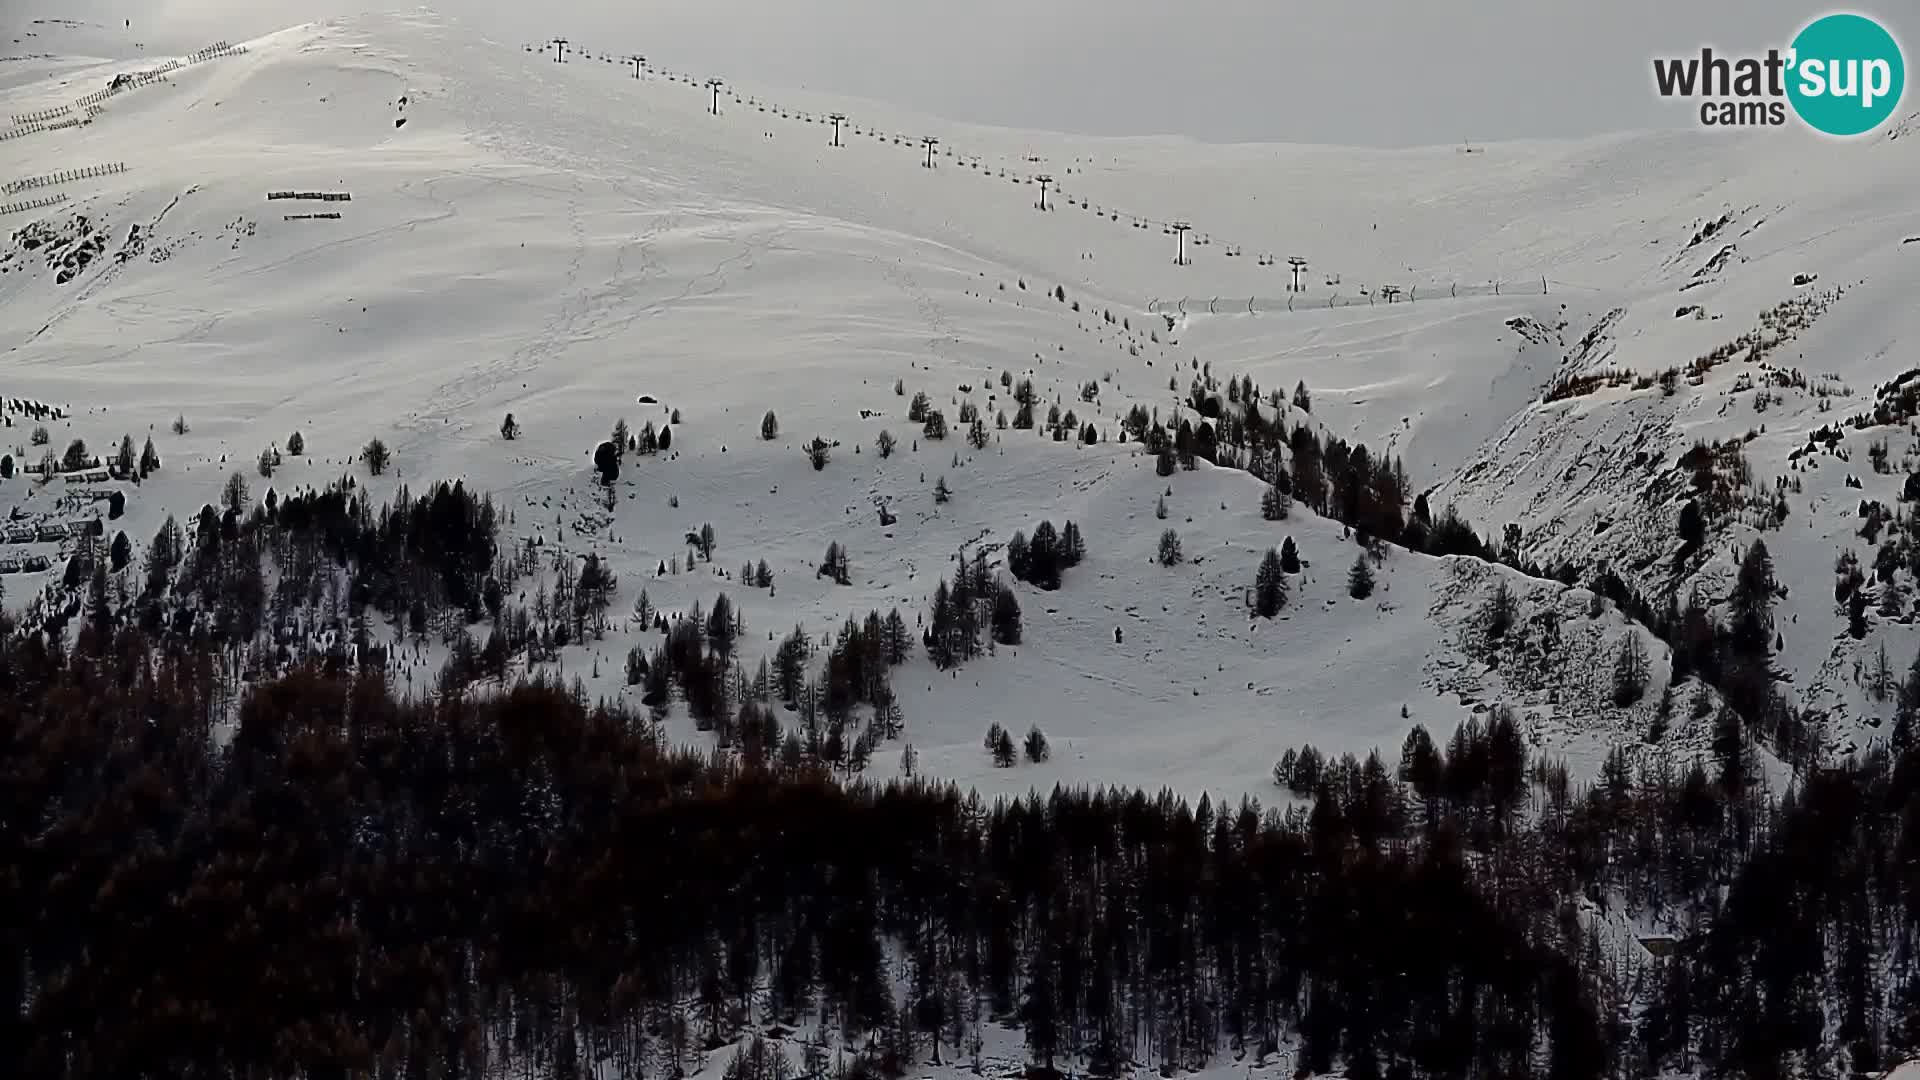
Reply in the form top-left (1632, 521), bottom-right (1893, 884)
top-left (41, 0), bottom-right (1901, 145)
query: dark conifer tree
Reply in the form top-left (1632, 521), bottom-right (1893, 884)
top-left (991, 724), bottom-right (1018, 766)
top-left (1254, 548), bottom-right (1287, 617)
top-left (1158, 529), bottom-right (1184, 567)
top-left (990, 583), bottom-right (1022, 645)
top-left (1023, 725), bottom-right (1050, 764)
top-left (1061, 522), bottom-right (1084, 567)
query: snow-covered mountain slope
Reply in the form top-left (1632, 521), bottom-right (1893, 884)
top-left (0, 9), bottom-right (1912, 797)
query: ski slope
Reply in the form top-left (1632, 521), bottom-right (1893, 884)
top-left (2, 8), bottom-right (1916, 799)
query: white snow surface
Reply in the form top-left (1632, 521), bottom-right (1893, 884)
top-left (3, 9), bottom-right (1918, 800)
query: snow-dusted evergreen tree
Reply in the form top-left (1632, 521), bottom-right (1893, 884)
top-left (1347, 554), bottom-right (1374, 599)
top-left (1024, 726), bottom-right (1050, 764)
top-left (1262, 483), bottom-right (1291, 521)
top-left (990, 725), bottom-right (1017, 767)
top-left (1062, 523), bottom-right (1085, 567)
top-left (1157, 529), bottom-right (1184, 567)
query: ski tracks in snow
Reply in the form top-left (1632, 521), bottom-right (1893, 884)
top-left (878, 258), bottom-right (959, 364)
top-left (400, 175), bottom-right (709, 444)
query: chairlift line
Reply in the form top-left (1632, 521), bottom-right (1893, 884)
top-left (503, 38), bottom-right (1416, 298)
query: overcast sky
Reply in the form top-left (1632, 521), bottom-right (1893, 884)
top-left (38, 0), bottom-right (1898, 146)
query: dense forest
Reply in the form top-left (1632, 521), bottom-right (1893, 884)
top-left (5, 563), bottom-right (1920, 1077)
top-left (6, 406), bottom-right (1920, 1078)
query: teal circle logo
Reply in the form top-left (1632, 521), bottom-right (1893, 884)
top-left (1787, 13), bottom-right (1905, 136)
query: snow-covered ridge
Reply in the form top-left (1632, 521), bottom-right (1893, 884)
top-left (0, 7), bottom-right (1914, 798)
